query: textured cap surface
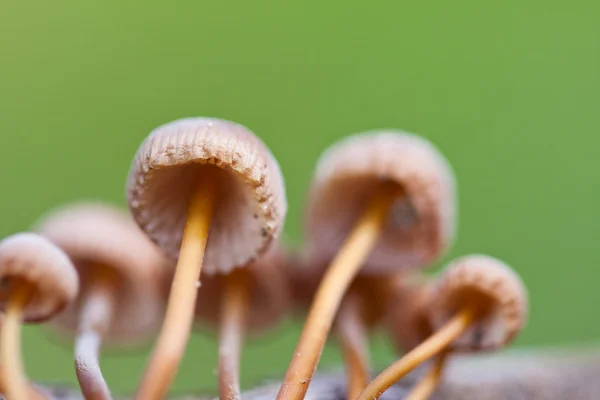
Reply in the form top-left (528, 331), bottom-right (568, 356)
top-left (387, 274), bottom-right (435, 352)
top-left (36, 202), bottom-right (167, 344)
top-left (305, 131), bottom-right (456, 275)
top-left (194, 245), bottom-right (290, 333)
top-left (0, 233), bottom-right (79, 322)
top-left (429, 255), bottom-right (528, 352)
top-left (127, 118), bottom-right (287, 275)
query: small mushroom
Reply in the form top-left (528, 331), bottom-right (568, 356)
top-left (0, 233), bottom-right (78, 400)
top-left (127, 118), bottom-right (286, 400)
top-left (192, 245), bottom-right (290, 399)
top-left (357, 255), bottom-right (528, 400)
top-left (286, 254), bottom-right (399, 400)
top-left (386, 275), bottom-right (438, 400)
top-left (36, 202), bottom-right (166, 400)
top-left (278, 131), bottom-right (455, 399)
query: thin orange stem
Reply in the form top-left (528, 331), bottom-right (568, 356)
top-left (218, 269), bottom-right (249, 400)
top-left (337, 292), bottom-right (370, 400)
top-left (0, 364), bottom-right (47, 400)
top-left (0, 280), bottom-right (35, 400)
top-left (135, 173), bottom-right (217, 400)
top-left (355, 308), bottom-right (473, 400)
top-left (404, 352), bottom-right (448, 400)
top-left (75, 266), bottom-right (117, 400)
top-left (277, 184), bottom-right (401, 400)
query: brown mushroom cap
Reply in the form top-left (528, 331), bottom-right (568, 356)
top-left (387, 274), bottom-right (435, 352)
top-left (305, 132), bottom-right (456, 275)
top-left (428, 255), bottom-right (528, 352)
top-left (0, 233), bottom-right (78, 323)
top-left (127, 118), bottom-right (287, 276)
top-left (36, 202), bottom-right (167, 344)
top-left (193, 245), bottom-right (290, 334)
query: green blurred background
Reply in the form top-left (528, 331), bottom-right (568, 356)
top-left (1, 0), bottom-right (599, 396)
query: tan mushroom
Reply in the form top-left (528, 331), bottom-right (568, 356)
top-left (287, 254), bottom-right (399, 400)
top-left (36, 202), bottom-right (166, 400)
top-left (0, 233), bottom-right (78, 400)
top-left (192, 245), bottom-right (290, 399)
top-left (357, 255), bottom-right (528, 400)
top-left (278, 131), bottom-right (455, 399)
top-left (127, 117), bottom-right (286, 400)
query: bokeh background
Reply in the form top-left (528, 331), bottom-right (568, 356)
top-left (1, 0), bottom-right (599, 396)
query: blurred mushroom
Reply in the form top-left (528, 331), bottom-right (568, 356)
top-left (386, 275), bottom-right (438, 400)
top-left (357, 255), bottom-right (528, 400)
top-left (0, 364), bottom-right (47, 400)
top-left (286, 254), bottom-right (399, 399)
top-left (0, 233), bottom-right (78, 400)
top-left (127, 118), bottom-right (286, 400)
top-left (278, 131), bottom-right (455, 399)
top-left (36, 202), bottom-right (166, 400)
top-left (192, 245), bottom-right (289, 399)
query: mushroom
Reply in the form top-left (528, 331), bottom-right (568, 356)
top-left (336, 275), bottom-right (397, 400)
top-left (386, 275), bottom-right (438, 400)
top-left (278, 131), bottom-right (455, 399)
top-left (36, 202), bottom-right (166, 400)
top-left (0, 364), bottom-right (48, 400)
top-left (127, 118), bottom-right (286, 400)
top-left (287, 254), bottom-right (401, 399)
top-left (192, 245), bottom-right (290, 399)
top-left (0, 233), bottom-right (78, 400)
top-left (357, 254), bottom-right (528, 400)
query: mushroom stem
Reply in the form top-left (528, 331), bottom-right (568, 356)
top-left (75, 266), bottom-right (116, 400)
top-left (218, 269), bottom-right (249, 400)
top-left (136, 173), bottom-right (217, 400)
top-left (0, 363), bottom-right (48, 400)
top-left (404, 352), bottom-right (448, 400)
top-left (0, 280), bottom-right (35, 400)
top-left (337, 292), bottom-right (370, 400)
top-left (355, 308), bottom-right (473, 400)
top-left (277, 183), bottom-right (401, 400)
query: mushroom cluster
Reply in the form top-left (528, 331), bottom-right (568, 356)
top-left (0, 118), bottom-right (529, 400)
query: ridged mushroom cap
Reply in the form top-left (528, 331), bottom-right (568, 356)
top-left (36, 202), bottom-right (167, 344)
top-left (305, 131), bottom-right (456, 275)
top-left (0, 233), bottom-right (78, 322)
top-left (387, 274), bottom-right (435, 352)
top-left (127, 117), bottom-right (287, 276)
top-left (429, 255), bottom-right (528, 352)
top-left (194, 245), bottom-right (290, 334)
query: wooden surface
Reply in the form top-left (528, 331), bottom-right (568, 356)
top-left (27, 348), bottom-right (600, 399)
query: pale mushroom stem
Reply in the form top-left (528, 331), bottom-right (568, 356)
top-left (136, 173), bottom-right (218, 400)
top-left (277, 183), bottom-right (402, 400)
top-left (75, 267), bottom-right (116, 400)
top-left (218, 269), bottom-right (249, 400)
top-left (404, 352), bottom-right (448, 400)
top-left (337, 292), bottom-right (370, 400)
top-left (0, 280), bottom-right (35, 400)
top-left (355, 308), bottom-right (474, 400)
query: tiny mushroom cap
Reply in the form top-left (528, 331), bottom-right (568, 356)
top-left (387, 274), bottom-right (435, 352)
top-left (305, 131), bottom-right (456, 275)
top-left (36, 202), bottom-right (167, 344)
top-left (428, 255), bottom-right (528, 352)
top-left (0, 233), bottom-right (78, 323)
top-left (127, 118), bottom-right (287, 276)
top-left (194, 245), bottom-right (290, 334)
